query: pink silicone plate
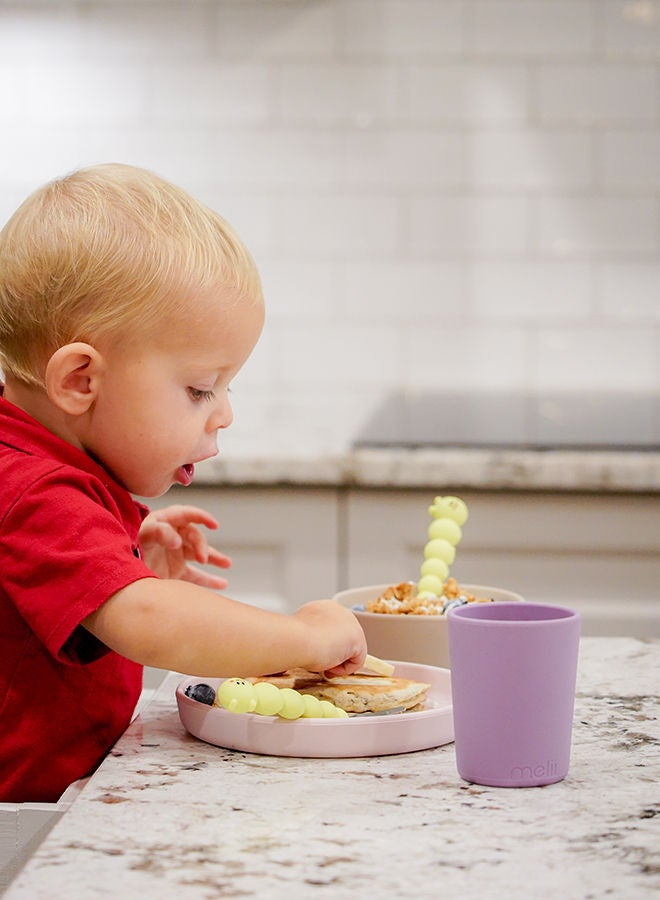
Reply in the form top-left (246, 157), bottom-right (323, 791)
top-left (176, 661), bottom-right (453, 758)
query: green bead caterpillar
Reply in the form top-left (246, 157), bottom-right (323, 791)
top-left (417, 495), bottom-right (469, 598)
top-left (214, 678), bottom-right (349, 719)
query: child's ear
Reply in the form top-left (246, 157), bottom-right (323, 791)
top-left (45, 342), bottom-right (105, 416)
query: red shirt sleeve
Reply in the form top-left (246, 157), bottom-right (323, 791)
top-left (0, 467), bottom-right (156, 664)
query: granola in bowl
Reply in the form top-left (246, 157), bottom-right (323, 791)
top-left (365, 578), bottom-right (492, 616)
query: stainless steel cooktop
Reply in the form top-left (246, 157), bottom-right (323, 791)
top-left (352, 391), bottom-right (660, 451)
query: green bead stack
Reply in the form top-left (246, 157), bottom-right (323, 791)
top-left (417, 496), bottom-right (469, 599)
top-left (214, 677), bottom-right (349, 719)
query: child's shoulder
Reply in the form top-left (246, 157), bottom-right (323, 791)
top-left (0, 447), bottom-right (120, 526)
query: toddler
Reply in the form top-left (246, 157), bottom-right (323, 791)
top-left (0, 164), bottom-right (366, 802)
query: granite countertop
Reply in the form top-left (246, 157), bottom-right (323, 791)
top-left (194, 448), bottom-right (660, 493)
top-left (6, 637), bottom-right (659, 899)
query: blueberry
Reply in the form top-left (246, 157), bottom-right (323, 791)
top-left (184, 683), bottom-right (216, 705)
top-left (442, 598), bottom-right (467, 614)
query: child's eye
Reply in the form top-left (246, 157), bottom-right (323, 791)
top-left (188, 387), bottom-right (216, 403)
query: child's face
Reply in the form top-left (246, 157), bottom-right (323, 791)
top-left (85, 291), bottom-right (264, 497)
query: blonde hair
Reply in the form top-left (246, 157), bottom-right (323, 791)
top-left (0, 163), bottom-right (263, 387)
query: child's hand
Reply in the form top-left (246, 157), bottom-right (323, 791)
top-left (139, 505), bottom-right (231, 588)
top-left (293, 599), bottom-right (367, 677)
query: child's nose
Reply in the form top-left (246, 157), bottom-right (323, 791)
top-left (207, 393), bottom-right (233, 432)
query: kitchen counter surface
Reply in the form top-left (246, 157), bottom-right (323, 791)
top-left (194, 448), bottom-right (660, 493)
top-left (6, 637), bottom-right (659, 899)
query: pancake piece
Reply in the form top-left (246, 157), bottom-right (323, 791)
top-left (361, 654), bottom-right (396, 676)
top-left (251, 671), bottom-right (430, 714)
top-left (299, 675), bottom-right (430, 713)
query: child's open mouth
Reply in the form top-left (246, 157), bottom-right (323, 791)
top-left (178, 463), bottom-right (195, 486)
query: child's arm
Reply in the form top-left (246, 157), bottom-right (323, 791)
top-left (82, 577), bottom-right (367, 679)
top-left (138, 505), bottom-right (231, 589)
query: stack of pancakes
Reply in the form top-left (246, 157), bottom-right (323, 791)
top-left (250, 668), bottom-right (430, 714)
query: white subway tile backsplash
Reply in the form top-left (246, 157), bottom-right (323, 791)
top-left (276, 63), bottom-right (399, 125)
top-left (0, 126), bottom-right (92, 184)
top-left (597, 263), bottom-right (660, 320)
top-left (212, 130), bottom-right (345, 190)
top-left (470, 0), bottom-right (595, 57)
top-left (537, 64), bottom-right (657, 125)
top-left (215, 1), bottom-right (338, 61)
top-left (146, 63), bottom-right (272, 126)
top-left (226, 326), bottom-right (273, 392)
top-left (0, 186), bottom-right (32, 230)
top-left (599, 131), bottom-right (660, 189)
top-left (15, 64), bottom-right (146, 124)
top-left (79, 3), bottom-right (211, 61)
top-left (409, 195), bottom-right (530, 256)
top-left (603, 0), bottom-right (660, 57)
top-left (270, 319), bottom-right (406, 390)
top-left (466, 130), bottom-right (593, 189)
top-left (214, 388), bottom-right (275, 456)
top-left (0, 66), bottom-right (21, 121)
top-left (537, 195), bottom-right (658, 257)
top-left (0, 0), bottom-right (657, 453)
top-left (220, 385), bottom-right (388, 457)
top-left (342, 0), bottom-right (464, 58)
top-left (405, 323), bottom-right (528, 391)
top-left (0, 6), bottom-right (81, 62)
top-left (200, 192), bottom-right (277, 257)
top-left (71, 125), bottom-right (220, 191)
top-left (341, 260), bottom-right (465, 319)
top-left (406, 65), bottom-right (530, 125)
top-left (258, 259), bottom-right (341, 319)
top-left (341, 132), bottom-right (463, 189)
top-left (273, 193), bottom-right (400, 256)
top-left (471, 262), bottom-right (593, 319)
top-left (534, 326), bottom-right (657, 391)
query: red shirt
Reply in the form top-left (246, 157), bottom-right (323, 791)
top-left (0, 394), bottom-right (156, 802)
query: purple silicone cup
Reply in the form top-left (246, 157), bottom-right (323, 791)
top-left (447, 602), bottom-right (581, 788)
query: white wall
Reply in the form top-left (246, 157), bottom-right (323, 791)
top-left (0, 0), bottom-right (658, 455)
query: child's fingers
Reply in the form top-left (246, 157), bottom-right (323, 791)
top-left (146, 520), bottom-right (182, 550)
top-left (180, 523), bottom-right (209, 563)
top-left (206, 548), bottom-right (232, 570)
top-left (178, 527), bottom-right (232, 570)
top-left (152, 505), bottom-right (219, 531)
top-left (180, 565), bottom-right (229, 590)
